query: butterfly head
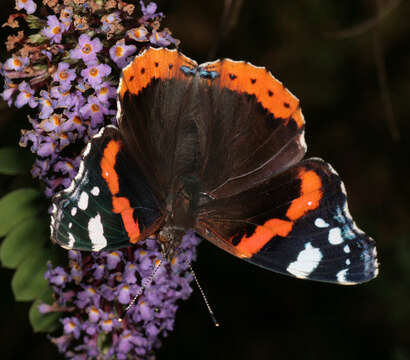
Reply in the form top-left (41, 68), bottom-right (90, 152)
top-left (158, 225), bottom-right (185, 261)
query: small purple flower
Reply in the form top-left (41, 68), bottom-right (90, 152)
top-left (59, 7), bottom-right (73, 30)
top-left (37, 138), bottom-right (57, 157)
top-left (15, 81), bottom-right (37, 108)
top-left (70, 34), bottom-right (103, 64)
top-left (149, 29), bottom-right (179, 47)
top-left (91, 263), bottom-right (105, 280)
top-left (45, 265), bottom-right (69, 287)
top-left (80, 96), bottom-right (114, 128)
top-left (50, 335), bottom-right (71, 353)
top-left (60, 7), bottom-right (73, 21)
top-left (42, 15), bottom-right (64, 44)
top-left (101, 11), bottom-right (121, 32)
top-left (39, 90), bottom-right (56, 119)
top-left (4, 56), bottom-right (29, 71)
top-left (109, 41), bottom-right (136, 69)
top-left (61, 112), bottom-right (86, 136)
top-left (63, 317), bottom-right (81, 339)
top-left (53, 159), bottom-right (75, 179)
top-left (105, 251), bottom-right (122, 270)
top-left (76, 286), bottom-right (100, 309)
top-left (117, 284), bottom-right (131, 304)
top-left (100, 313), bottom-right (119, 332)
top-left (53, 62), bottom-right (76, 90)
top-left (80, 63), bottom-right (111, 88)
top-left (117, 331), bottom-right (134, 354)
top-left (127, 26), bottom-right (149, 42)
top-left (123, 263), bottom-right (137, 284)
top-left (1, 81), bottom-right (18, 106)
top-left (87, 306), bottom-right (100, 323)
top-left (95, 82), bottom-right (116, 102)
top-left (31, 158), bottom-right (50, 178)
top-left (39, 114), bottom-right (63, 132)
top-left (38, 303), bottom-right (55, 314)
top-left (139, 1), bottom-right (163, 21)
top-left (15, 0), bottom-right (37, 14)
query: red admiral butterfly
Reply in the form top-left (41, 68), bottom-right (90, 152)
top-left (51, 47), bottom-right (379, 284)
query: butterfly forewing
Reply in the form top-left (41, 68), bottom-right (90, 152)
top-left (51, 126), bottom-right (163, 251)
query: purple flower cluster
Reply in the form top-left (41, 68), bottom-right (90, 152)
top-left (1, 1), bottom-right (195, 359)
top-left (41, 231), bottom-right (201, 359)
top-left (1, 0), bottom-right (179, 197)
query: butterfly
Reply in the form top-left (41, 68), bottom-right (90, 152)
top-left (50, 47), bottom-right (379, 285)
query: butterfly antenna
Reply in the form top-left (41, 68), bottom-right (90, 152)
top-left (183, 255), bottom-right (219, 327)
top-left (118, 258), bottom-right (163, 322)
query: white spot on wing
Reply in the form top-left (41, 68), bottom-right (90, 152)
top-left (336, 269), bottom-right (355, 285)
top-left (91, 187), bottom-right (100, 196)
top-left (287, 242), bottom-right (322, 279)
top-left (83, 142), bottom-right (92, 157)
top-left (344, 244), bottom-right (350, 253)
top-left (68, 233), bottom-right (75, 248)
top-left (88, 213), bottom-right (107, 251)
top-left (71, 207), bottom-right (77, 216)
top-left (328, 227), bottom-right (344, 245)
top-left (78, 192), bottom-right (89, 210)
top-left (68, 222), bottom-right (72, 229)
top-left (314, 218), bottom-right (329, 228)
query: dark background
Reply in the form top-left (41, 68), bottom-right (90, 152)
top-left (1, 0), bottom-right (409, 359)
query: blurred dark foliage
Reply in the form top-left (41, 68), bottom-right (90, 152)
top-left (0, 0), bottom-right (409, 359)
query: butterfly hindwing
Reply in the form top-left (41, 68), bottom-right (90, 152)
top-left (196, 158), bottom-right (378, 284)
top-left (51, 126), bottom-right (163, 251)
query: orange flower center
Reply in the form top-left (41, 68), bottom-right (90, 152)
top-left (24, 92), bottom-right (31, 98)
top-left (52, 26), bottom-right (61, 35)
top-left (82, 44), bottom-right (92, 54)
top-left (73, 116), bottom-right (81, 124)
top-left (45, 99), bottom-right (52, 107)
top-left (52, 115), bottom-right (60, 126)
top-left (115, 46), bottom-right (123, 57)
top-left (13, 58), bottom-right (22, 67)
top-left (99, 87), bottom-right (108, 95)
top-left (59, 71), bottom-right (69, 80)
top-left (91, 104), bottom-right (100, 112)
top-left (89, 68), bottom-right (98, 77)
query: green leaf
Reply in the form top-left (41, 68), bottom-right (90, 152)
top-left (0, 217), bottom-right (48, 269)
top-left (11, 248), bottom-right (52, 301)
top-left (0, 147), bottom-right (34, 175)
top-left (28, 33), bottom-right (47, 44)
top-left (0, 188), bottom-right (40, 237)
top-left (26, 15), bottom-right (46, 30)
top-left (29, 299), bottom-right (61, 333)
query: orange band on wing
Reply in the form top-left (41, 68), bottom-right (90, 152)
top-left (112, 196), bottom-right (141, 243)
top-left (286, 169), bottom-right (322, 221)
top-left (235, 219), bottom-right (293, 258)
top-left (101, 140), bottom-right (121, 195)
top-left (201, 59), bottom-right (304, 127)
top-left (100, 140), bottom-right (141, 243)
top-left (119, 47), bottom-right (197, 98)
top-left (235, 168), bottom-right (323, 258)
